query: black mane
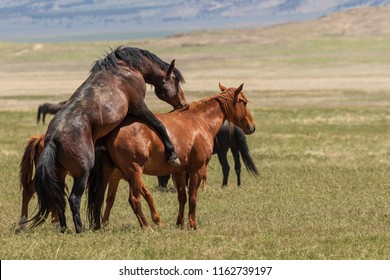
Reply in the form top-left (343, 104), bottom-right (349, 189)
top-left (91, 46), bottom-right (185, 83)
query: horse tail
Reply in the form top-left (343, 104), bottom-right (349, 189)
top-left (234, 126), bottom-right (259, 176)
top-left (30, 140), bottom-right (66, 228)
top-left (19, 135), bottom-right (43, 192)
top-left (87, 145), bottom-right (111, 228)
top-left (37, 106), bottom-right (42, 123)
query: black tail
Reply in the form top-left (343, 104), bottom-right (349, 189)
top-left (37, 106), bottom-right (41, 124)
top-left (30, 140), bottom-right (66, 228)
top-left (87, 146), bottom-right (112, 229)
top-left (234, 126), bottom-right (259, 176)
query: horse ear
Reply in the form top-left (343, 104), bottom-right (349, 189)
top-left (233, 83), bottom-right (244, 103)
top-left (219, 83), bottom-right (227, 92)
top-left (165, 59), bottom-right (175, 80)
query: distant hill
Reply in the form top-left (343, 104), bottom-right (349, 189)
top-left (1, 0), bottom-right (390, 42)
top-left (161, 6), bottom-right (390, 47)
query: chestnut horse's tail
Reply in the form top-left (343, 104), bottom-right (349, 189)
top-left (19, 135), bottom-right (42, 192)
top-left (87, 145), bottom-right (112, 228)
top-left (30, 140), bottom-right (66, 228)
top-left (234, 126), bottom-right (259, 176)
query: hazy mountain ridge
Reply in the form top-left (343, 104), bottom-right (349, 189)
top-left (1, 0), bottom-right (390, 42)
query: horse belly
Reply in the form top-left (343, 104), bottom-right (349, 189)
top-left (143, 142), bottom-right (183, 176)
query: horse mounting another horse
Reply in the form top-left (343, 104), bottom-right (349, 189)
top-left (157, 120), bottom-right (259, 189)
top-left (17, 134), bottom-right (158, 232)
top-left (87, 83), bottom-right (255, 230)
top-left (37, 101), bottom-right (66, 125)
top-left (30, 46), bottom-right (186, 233)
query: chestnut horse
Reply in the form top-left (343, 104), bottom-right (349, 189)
top-left (157, 121), bottom-right (259, 188)
top-left (37, 101), bottom-right (66, 125)
top-left (87, 84), bottom-right (255, 230)
top-left (31, 46), bottom-right (186, 233)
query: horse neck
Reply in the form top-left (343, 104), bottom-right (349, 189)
top-left (191, 100), bottom-right (226, 138)
top-left (137, 60), bottom-right (165, 86)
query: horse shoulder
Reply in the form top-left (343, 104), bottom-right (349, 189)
top-left (189, 131), bottom-right (214, 165)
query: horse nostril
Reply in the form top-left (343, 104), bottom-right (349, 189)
top-left (248, 125), bottom-right (255, 134)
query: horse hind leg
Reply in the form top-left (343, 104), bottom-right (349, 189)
top-left (37, 106), bottom-right (41, 124)
top-left (231, 147), bottom-right (241, 187)
top-left (141, 183), bottom-right (163, 226)
top-left (102, 176), bottom-right (120, 227)
top-left (127, 172), bottom-right (151, 230)
top-left (16, 181), bottom-right (36, 233)
top-left (68, 172), bottom-right (89, 233)
top-left (217, 151), bottom-right (230, 187)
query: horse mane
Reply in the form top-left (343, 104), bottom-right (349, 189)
top-left (91, 46), bottom-right (185, 83)
top-left (178, 88), bottom-right (247, 120)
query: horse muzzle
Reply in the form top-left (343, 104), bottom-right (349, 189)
top-left (246, 125), bottom-right (256, 135)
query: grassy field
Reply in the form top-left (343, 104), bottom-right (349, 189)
top-left (0, 17), bottom-right (390, 259)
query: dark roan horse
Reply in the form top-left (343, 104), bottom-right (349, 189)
top-left (157, 120), bottom-right (259, 189)
top-left (37, 101), bottom-right (66, 125)
top-left (87, 84), bottom-right (255, 230)
top-left (17, 134), bottom-right (158, 231)
top-left (30, 46), bottom-right (186, 233)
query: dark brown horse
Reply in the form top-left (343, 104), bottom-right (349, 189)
top-left (17, 134), bottom-right (162, 232)
top-left (31, 47), bottom-right (186, 233)
top-left (37, 101), bottom-right (66, 125)
top-left (87, 84), bottom-right (255, 230)
top-left (157, 121), bottom-right (259, 189)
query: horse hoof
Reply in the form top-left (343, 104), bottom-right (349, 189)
top-left (15, 227), bottom-right (24, 234)
top-left (168, 156), bottom-right (181, 166)
top-left (52, 222), bottom-right (60, 229)
top-left (143, 226), bottom-right (154, 232)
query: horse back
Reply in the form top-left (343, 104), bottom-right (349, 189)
top-left (107, 113), bottom-right (214, 176)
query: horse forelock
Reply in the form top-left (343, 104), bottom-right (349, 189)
top-left (215, 89), bottom-right (248, 122)
top-left (90, 46), bottom-right (185, 83)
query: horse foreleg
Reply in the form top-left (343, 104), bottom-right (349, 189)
top-left (188, 170), bottom-right (203, 230)
top-left (231, 147), bottom-right (241, 187)
top-left (173, 172), bottom-right (187, 229)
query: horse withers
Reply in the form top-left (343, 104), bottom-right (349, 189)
top-left (87, 83), bottom-right (255, 230)
top-left (31, 47), bottom-right (186, 233)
